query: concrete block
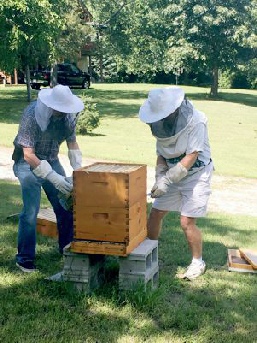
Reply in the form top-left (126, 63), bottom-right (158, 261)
top-left (119, 264), bottom-right (159, 291)
top-left (62, 249), bottom-right (105, 290)
top-left (119, 239), bottom-right (158, 274)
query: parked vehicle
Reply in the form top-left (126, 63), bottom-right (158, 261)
top-left (26, 63), bottom-right (91, 90)
top-left (57, 63), bottom-right (90, 89)
top-left (30, 70), bottom-right (50, 90)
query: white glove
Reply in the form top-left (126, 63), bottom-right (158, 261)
top-left (151, 162), bottom-right (188, 198)
top-left (151, 177), bottom-right (170, 198)
top-left (165, 162), bottom-right (188, 183)
top-left (33, 160), bottom-right (52, 178)
top-left (33, 160), bottom-right (73, 196)
top-left (68, 149), bottom-right (82, 170)
top-left (155, 164), bottom-right (169, 182)
top-left (150, 164), bottom-right (169, 198)
top-left (47, 172), bottom-right (73, 195)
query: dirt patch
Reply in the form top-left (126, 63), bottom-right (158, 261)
top-left (1, 146), bottom-right (257, 216)
top-left (209, 175), bottom-right (257, 216)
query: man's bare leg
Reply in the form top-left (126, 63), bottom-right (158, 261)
top-left (180, 215), bottom-right (202, 258)
top-left (179, 215), bottom-right (206, 280)
top-left (147, 208), bottom-right (168, 240)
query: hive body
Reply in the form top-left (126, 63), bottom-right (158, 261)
top-left (71, 163), bottom-right (147, 256)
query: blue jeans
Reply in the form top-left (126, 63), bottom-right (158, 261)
top-left (13, 158), bottom-right (73, 264)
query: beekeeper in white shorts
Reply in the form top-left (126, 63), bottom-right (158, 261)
top-left (139, 86), bottom-right (214, 280)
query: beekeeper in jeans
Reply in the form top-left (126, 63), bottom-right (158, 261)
top-left (139, 86), bottom-right (213, 280)
top-left (12, 85), bottom-right (84, 272)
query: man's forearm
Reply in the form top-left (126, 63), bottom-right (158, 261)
top-left (180, 151), bottom-right (198, 170)
top-left (23, 147), bottom-right (41, 169)
top-left (67, 141), bottom-right (80, 150)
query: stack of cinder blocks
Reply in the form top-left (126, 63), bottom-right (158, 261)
top-left (60, 238), bottom-right (159, 292)
top-left (62, 249), bottom-right (105, 292)
top-left (119, 238), bottom-right (159, 290)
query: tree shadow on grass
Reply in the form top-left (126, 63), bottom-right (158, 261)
top-left (0, 180), bottom-right (22, 218)
top-left (0, 88), bottom-right (38, 124)
top-left (0, 265), bottom-right (135, 343)
top-left (1, 87), bottom-right (256, 125)
top-left (83, 132), bottom-right (105, 137)
top-left (87, 88), bottom-right (257, 119)
top-left (214, 91), bottom-right (257, 107)
top-left (184, 89), bottom-right (256, 107)
top-left (88, 87), bottom-right (257, 106)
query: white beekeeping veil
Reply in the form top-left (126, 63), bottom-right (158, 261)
top-left (35, 98), bottom-right (53, 131)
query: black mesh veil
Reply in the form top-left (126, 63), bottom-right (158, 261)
top-left (149, 99), bottom-right (193, 138)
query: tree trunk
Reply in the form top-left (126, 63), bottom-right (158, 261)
top-left (50, 63), bottom-right (58, 87)
top-left (210, 67), bottom-right (219, 97)
top-left (99, 54), bottom-right (104, 82)
top-left (14, 69), bottom-right (18, 84)
top-left (25, 65), bottom-right (31, 102)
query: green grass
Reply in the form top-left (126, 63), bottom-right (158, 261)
top-left (1, 84), bottom-right (257, 342)
top-left (1, 180), bottom-right (257, 343)
top-left (0, 84), bottom-right (257, 177)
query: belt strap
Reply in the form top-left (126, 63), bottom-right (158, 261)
top-left (165, 154), bottom-right (207, 171)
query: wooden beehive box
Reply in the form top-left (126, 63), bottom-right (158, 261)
top-left (37, 208), bottom-right (58, 238)
top-left (71, 162), bottom-right (147, 256)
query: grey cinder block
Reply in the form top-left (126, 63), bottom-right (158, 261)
top-left (62, 249), bottom-right (105, 291)
top-left (119, 239), bottom-right (158, 274)
top-left (119, 264), bottom-right (159, 290)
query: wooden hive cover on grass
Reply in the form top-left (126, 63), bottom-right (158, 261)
top-left (37, 208), bottom-right (58, 238)
top-left (227, 249), bottom-right (257, 273)
top-left (239, 248), bottom-right (257, 269)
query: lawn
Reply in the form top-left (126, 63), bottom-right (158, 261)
top-left (0, 84), bottom-right (257, 343)
top-left (1, 179), bottom-right (257, 343)
top-left (0, 84), bottom-right (257, 177)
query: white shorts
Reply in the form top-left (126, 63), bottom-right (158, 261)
top-left (152, 162), bottom-right (213, 217)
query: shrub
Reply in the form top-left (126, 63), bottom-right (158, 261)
top-left (219, 71), bottom-right (233, 89)
top-left (76, 93), bottom-right (100, 135)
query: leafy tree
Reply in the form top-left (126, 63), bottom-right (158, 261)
top-left (86, 0), bottom-right (257, 95)
top-left (0, 0), bottom-right (92, 99)
top-left (164, 0), bottom-right (256, 96)
top-left (1, 0), bottom-right (256, 96)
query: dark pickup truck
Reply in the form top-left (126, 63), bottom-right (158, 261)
top-left (28, 63), bottom-right (91, 90)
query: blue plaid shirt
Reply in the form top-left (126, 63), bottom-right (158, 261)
top-left (14, 101), bottom-right (78, 161)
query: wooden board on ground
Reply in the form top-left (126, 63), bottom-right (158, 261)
top-left (239, 248), bottom-right (257, 269)
top-left (227, 249), bottom-right (257, 273)
top-left (37, 208), bottom-right (58, 238)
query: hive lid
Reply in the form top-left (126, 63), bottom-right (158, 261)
top-left (81, 163), bottom-right (145, 173)
top-left (228, 249), bottom-right (257, 273)
top-left (37, 208), bottom-right (56, 222)
top-left (239, 248), bottom-right (257, 269)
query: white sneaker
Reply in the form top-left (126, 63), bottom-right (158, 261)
top-left (178, 261), bottom-right (206, 280)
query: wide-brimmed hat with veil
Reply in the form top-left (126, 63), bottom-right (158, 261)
top-left (38, 84), bottom-right (84, 113)
top-left (139, 86), bottom-right (185, 124)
